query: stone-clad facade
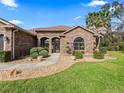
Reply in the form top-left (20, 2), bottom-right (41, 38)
top-left (0, 18), bottom-right (36, 59)
top-left (0, 18), bottom-right (96, 60)
top-left (60, 27), bottom-right (96, 55)
top-left (35, 26), bottom-right (96, 55)
top-left (14, 30), bottom-right (37, 59)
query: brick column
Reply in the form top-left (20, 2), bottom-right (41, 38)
top-left (60, 35), bottom-right (65, 54)
top-left (49, 38), bottom-right (52, 55)
top-left (38, 38), bottom-right (41, 47)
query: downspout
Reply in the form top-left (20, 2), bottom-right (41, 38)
top-left (3, 34), bottom-right (6, 51)
top-left (12, 29), bottom-right (18, 59)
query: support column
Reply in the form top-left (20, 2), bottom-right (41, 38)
top-left (38, 38), bottom-right (41, 47)
top-left (60, 35), bottom-right (65, 54)
top-left (49, 38), bottom-right (52, 55)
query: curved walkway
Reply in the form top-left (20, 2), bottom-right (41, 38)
top-left (0, 54), bottom-right (76, 81)
top-left (0, 53), bottom-right (116, 81)
top-left (0, 53), bottom-right (60, 71)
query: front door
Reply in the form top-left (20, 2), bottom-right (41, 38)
top-left (52, 38), bottom-right (60, 53)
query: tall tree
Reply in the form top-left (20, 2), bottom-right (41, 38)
top-left (86, 10), bottom-right (111, 50)
top-left (112, 1), bottom-right (124, 23)
top-left (102, 1), bottom-right (124, 31)
top-left (86, 11), bottom-right (111, 31)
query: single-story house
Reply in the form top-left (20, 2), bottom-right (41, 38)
top-left (0, 18), bottom-right (96, 59)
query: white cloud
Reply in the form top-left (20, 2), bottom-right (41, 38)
top-left (9, 20), bottom-right (23, 25)
top-left (81, 0), bottom-right (108, 7)
top-left (0, 0), bottom-right (18, 8)
top-left (88, 0), bottom-right (108, 7)
top-left (74, 16), bottom-right (82, 20)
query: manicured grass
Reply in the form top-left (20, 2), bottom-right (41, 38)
top-left (0, 51), bottom-right (124, 93)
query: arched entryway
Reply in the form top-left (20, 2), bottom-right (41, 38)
top-left (40, 37), bottom-right (49, 48)
top-left (0, 34), bottom-right (4, 50)
top-left (73, 37), bottom-right (85, 50)
top-left (52, 37), bottom-right (60, 53)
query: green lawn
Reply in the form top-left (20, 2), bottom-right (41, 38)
top-left (0, 51), bottom-right (124, 93)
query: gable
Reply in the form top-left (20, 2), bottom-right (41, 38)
top-left (63, 26), bottom-right (94, 35)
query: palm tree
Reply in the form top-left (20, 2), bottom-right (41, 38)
top-left (86, 10), bottom-right (111, 50)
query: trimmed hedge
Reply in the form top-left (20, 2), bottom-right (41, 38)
top-left (93, 51), bottom-right (104, 59)
top-left (39, 50), bottom-right (49, 58)
top-left (30, 47), bottom-right (49, 58)
top-left (73, 51), bottom-right (84, 59)
top-left (0, 51), bottom-right (11, 62)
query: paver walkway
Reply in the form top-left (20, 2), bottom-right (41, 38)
top-left (0, 53), bottom-right (60, 71)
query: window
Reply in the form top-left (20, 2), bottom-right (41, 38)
top-left (73, 37), bottom-right (84, 50)
top-left (0, 34), bottom-right (4, 50)
top-left (41, 38), bottom-right (49, 48)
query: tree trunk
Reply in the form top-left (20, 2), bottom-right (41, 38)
top-left (96, 36), bottom-right (101, 51)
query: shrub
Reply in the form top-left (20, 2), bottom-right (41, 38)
top-left (43, 47), bottom-right (49, 52)
top-left (107, 44), bottom-right (119, 51)
top-left (73, 51), bottom-right (84, 59)
top-left (93, 51), bottom-right (104, 59)
top-left (66, 46), bottom-right (72, 54)
top-left (39, 50), bottom-right (49, 58)
top-left (30, 47), bottom-right (49, 58)
top-left (30, 47), bottom-right (41, 58)
top-left (0, 51), bottom-right (11, 62)
top-left (99, 47), bottom-right (107, 54)
top-left (30, 52), bottom-right (39, 59)
top-left (118, 42), bottom-right (124, 51)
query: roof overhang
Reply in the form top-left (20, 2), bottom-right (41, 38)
top-left (0, 18), bottom-right (36, 37)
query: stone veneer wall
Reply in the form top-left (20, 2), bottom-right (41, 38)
top-left (60, 27), bottom-right (96, 55)
top-left (0, 22), bottom-right (13, 52)
top-left (0, 27), bottom-right (13, 52)
top-left (37, 31), bottom-right (62, 39)
top-left (37, 31), bottom-right (63, 54)
top-left (14, 31), bottom-right (37, 59)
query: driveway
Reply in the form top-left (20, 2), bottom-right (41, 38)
top-left (0, 53), bottom-right (60, 71)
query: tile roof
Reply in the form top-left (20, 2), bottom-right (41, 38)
top-left (34, 25), bottom-right (72, 31)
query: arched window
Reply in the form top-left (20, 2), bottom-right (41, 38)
top-left (0, 34), bottom-right (4, 50)
top-left (40, 37), bottom-right (49, 48)
top-left (73, 37), bottom-right (84, 50)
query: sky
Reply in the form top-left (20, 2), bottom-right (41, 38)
top-left (0, 0), bottom-right (123, 29)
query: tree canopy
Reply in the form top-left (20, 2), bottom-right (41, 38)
top-left (102, 1), bottom-right (124, 31)
top-left (86, 11), bottom-right (111, 30)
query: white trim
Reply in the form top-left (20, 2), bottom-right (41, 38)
top-left (0, 19), bottom-right (10, 25)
